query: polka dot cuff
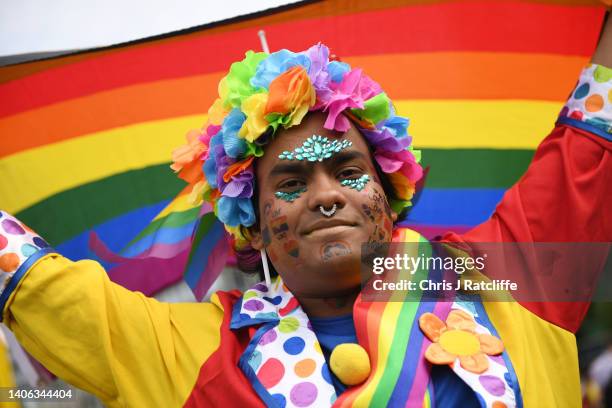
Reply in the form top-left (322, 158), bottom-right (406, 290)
top-left (0, 211), bottom-right (51, 302)
top-left (558, 64), bottom-right (612, 141)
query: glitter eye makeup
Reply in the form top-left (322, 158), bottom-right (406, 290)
top-left (340, 174), bottom-right (370, 191)
top-left (275, 187), bottom-right (307, 202)
top-left (278, 135), bottom-right (352, 162)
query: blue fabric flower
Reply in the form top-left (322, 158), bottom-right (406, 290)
top-left (361, 116), bottom-right (411, 152)
top-left (221, 109), bottom-right (247, 158)
top-left (203, 134), bottom-right (224, 188)
top-left (328, 61), bottom-right (350, 83)
top-left (217, 196), bottom-right (256, 227)
top-left (250, 49), bottom-right (311, 89)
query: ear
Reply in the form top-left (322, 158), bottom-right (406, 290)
top-left (250, 228), bottom-right (264, 250)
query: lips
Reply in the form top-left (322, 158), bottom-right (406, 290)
top-left (302, 219), bottom-right (357, 236)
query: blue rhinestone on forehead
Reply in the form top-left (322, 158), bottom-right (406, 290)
top-left (341, 174), bottom-right (370, 191)
top-left (278, 135), bottom-right (352, 162)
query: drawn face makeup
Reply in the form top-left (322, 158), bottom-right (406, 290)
top-left (251, 112), bottom-right (397, 298)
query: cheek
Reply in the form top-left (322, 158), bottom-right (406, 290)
top-left (260, 199), bottom-right (301, 261)
top-left (359, 184), bottom-right (394, 242)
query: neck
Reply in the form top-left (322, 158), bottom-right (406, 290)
top-left (295, 290), bottom-right (359, 318)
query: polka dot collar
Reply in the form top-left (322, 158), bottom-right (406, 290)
top-left (231, 277), bottom-right (338, 407)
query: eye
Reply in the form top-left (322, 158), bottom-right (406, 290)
top-left (337, 168), bottom-right (363, 180)
top-left (277, 178), bottom-right (306, 191)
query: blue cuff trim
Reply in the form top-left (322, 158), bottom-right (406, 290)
top-left (0, 247), bottom-right (55, 322)
top-left (556, 117), bottom-right (612, 142)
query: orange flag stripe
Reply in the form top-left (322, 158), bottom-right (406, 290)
top-left (0, 52), bottom-right (586, 158)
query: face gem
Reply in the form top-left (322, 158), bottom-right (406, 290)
top-left (275, 187), bottom-right (307, 202)
top-left (340, 174), bottom-right (370, 191)
top-left (278, 135), bottom-right (352, 162)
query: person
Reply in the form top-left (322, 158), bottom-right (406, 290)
top-left (0, 12), bottom-right (611, 408)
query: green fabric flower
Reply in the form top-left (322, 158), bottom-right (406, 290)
top-left (350, 92), bottom-right (391, 126)
top-left (221, 51), bottom-right (267, 108)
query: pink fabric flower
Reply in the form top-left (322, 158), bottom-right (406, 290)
top-left (318, 68), bottom-right (383, 132)
top-left (374, 149), bottom-right (423, 183)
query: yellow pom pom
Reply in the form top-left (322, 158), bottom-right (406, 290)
top-left (329, 343), bottom-right (371, 386)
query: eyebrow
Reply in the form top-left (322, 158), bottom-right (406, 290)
top-left (268, 149), bottom-right (368, 177)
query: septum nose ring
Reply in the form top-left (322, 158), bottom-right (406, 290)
top-left (319, 204), bottom-right (337, 217)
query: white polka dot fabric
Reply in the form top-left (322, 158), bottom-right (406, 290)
top-left (232, 278), bottom-right (337, 408)
top-left (559, 64), bottom-right (612, 139)
top-left (0, 211), bottom-right (49, 294)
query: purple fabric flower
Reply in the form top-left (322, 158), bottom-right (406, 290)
top-left (301, 43), bottom-right (331, 93)
top-left (221, 167), bottom-right (254, 198)
top-left (361, 116), bottom-right (411, 152)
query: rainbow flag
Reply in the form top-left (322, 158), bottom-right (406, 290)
top-left (0, 0), bottom-right (605, 297)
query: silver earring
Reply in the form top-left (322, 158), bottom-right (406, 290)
top-left (260, 249), bottom-right (272, 287)
top-left (319, 204), bottom-right (337, 217)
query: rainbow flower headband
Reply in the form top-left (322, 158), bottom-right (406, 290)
top-left (171, 43), bottom-right (423, 245)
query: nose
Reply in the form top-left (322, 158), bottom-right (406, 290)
top-left (306, 170), bottom-right (347, 214)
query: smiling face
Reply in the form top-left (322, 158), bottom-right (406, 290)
top-left (251, 112), bottom-right (397, 299)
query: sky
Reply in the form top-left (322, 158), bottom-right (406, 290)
top-left (0, 0), bottom-right (298, 56)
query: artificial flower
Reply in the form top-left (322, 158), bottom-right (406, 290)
top-left (171, 129), bottom-right (207, 183)
top-left (222, 51), bottom-right (267, 108)
top-left (172, 42), bottom-right (424, 244)
top-left (208, 97), bottom-right (230, 125)
top-left (222, 166), bottom-right (254, 199)
top-left (375, 149), bottom-right (423, 183)
top-left (250, 49), bottom-right (310, 89)
top-left (203, 134), bottom-right (224, 189)
top-left (199, 124), bottom-right (222, 161)
top-left (265, 66), bottom-right (316, 127)
top-left (387, 172), bottom-right (416, 202)
top-left (419, 310), bottom-right (504, 374)
top-left (350, 92), bottom-right (391, 128)
top-left (300, 43), bottom-right (330, 91)
top-left (319, 68), bottom-right (383, 132)
top-left (362, 116), bottom-right (411, 153)
top-left (239, 93), bottom-right (270, 142)
top-left (220, 109), bottom-right (247, 158)
top-left (217, 196), bottom-right (256, 227)
top-left (187, 180), bottom-right (207, 206)
top-left (327, 60), bottom-right (350, 83)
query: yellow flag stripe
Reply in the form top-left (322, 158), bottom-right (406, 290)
top-left (0, 100), bottom-right (561, 213)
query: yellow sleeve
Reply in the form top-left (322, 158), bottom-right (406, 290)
top-left (2, 253), bottom-right (224, 407)
top-left (0, 333), bottom-right (20, 408)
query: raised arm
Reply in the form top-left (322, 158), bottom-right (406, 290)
top-left (0, 211), bottom-right (224, 407)
top-left (445, 13), bottom-right (612, 332)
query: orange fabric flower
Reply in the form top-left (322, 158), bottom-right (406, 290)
top-left (171, 129), bottom-right (206, 183)
top-left (265, 66), bottom-right (315, 126)
top-left (419, 310), bottom-right (504, 374)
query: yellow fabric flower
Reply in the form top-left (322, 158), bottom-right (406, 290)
top-left (419, 310), bottom-right (504, 374)
top-left (208, 97), bottom-right (230, 126)
top-left (187, 180), bottom-right (207, 206)
top-left (239, 93), bottom-right (269, 142)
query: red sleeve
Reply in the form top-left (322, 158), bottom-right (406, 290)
top-left (444, 124), bottom-right (611, 332)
